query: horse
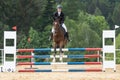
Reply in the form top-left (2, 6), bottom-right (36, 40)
top-left (52, 19), bottom-right (67, 62)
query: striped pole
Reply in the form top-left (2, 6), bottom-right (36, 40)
top-left (17, 54), bottom-right (100, 59)
top-left (18, 69), bottom-right (102, 72)
top-left (17, 62), bottom-right (102, 65)
top-left (17, 48), bottom-right (101, 52)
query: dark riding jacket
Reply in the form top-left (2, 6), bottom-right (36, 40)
top-left (53, 12), bottom-right (65, 24)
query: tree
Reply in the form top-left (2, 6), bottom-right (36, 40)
top-left (112, 3), bottom-right (120, 26)
top-left (65, 16), bottom-right (101, 48)
top-left (94, 7), bottom-right (102, 16)
top-left (28, 27), bottom-right (40, 48)
top-left (116, 33), bottom-right (120, 63)
top-left (0, 22), bottom-right (9, 48)
top-left (77, 11), bottom-right (109, 37)
top-left (17, 34), bottom-right (28, 49)
top-left (88, 15), bottom-right (109, 36)
top-left (34, 0), bottom-right (55, 31)
top-left (116, 34), bottom-right (120, 49)
top-left (62, 0), bottom-right (86, 20)
top-left (112, 2), bottom-right (120, 35)
top-left (86, 0), bottom-right (97, 14)
top-left (0, 0), bottom-right (47, 33)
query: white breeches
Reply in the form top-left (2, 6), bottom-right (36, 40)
top-left (52, 23), bottom-right (67, 33)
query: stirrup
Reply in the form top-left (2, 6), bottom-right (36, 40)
top-left (67, 38), bottom-right (71, 42)
top-left (67, 39), bottom-right (70, 42)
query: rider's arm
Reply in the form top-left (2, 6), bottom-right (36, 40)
top-left (60, 12), bottom-right (65, 24)
top-left (52, 12), bottom-right (57, 21)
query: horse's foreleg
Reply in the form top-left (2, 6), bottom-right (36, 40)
top-left (53, 43), bottom-right (56, 62)
top-left (59, 42), bottom-right (64, 62)
top-left (59, 47), bottom-right (62, 62)
top-left (53, 49), bottom-right (56, 62)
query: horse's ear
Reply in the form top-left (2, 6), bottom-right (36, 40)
top-left (55, 19), bottom-right (59, 23)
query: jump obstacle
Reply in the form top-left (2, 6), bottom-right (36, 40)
top-left (0, 30), bottom-right (116, 72)
top-left (17, 48), bottom-right (102, 72)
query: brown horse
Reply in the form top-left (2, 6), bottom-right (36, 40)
top-left (52, 19), bottom-right (67, 62)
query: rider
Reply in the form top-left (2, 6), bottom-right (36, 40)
top-left (49, 5), bottom-right (70, 41)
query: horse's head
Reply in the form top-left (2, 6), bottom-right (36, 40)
top-left (53, 19), bottom-right (60, 32)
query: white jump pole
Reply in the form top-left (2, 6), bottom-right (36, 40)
top-left (3, 31), bottom-right (16, 72)
top-left (102, 30), bottom-right (116, 72)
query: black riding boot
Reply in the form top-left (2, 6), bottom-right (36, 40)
top-left (65, 32), bottom-right (70, 41)
top-left (49, 33), bottom-right (53, 41)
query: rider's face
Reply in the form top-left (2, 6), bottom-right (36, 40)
top-left (57, 8), bottom-right (62, 12)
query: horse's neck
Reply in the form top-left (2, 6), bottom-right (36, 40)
top-left (56, 26), bottom-right (63, 34)
top-left (54, 22), bottom-right (64, 36)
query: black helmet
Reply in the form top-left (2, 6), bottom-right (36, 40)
top-left (57, 5), bottom-right (62, 9)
